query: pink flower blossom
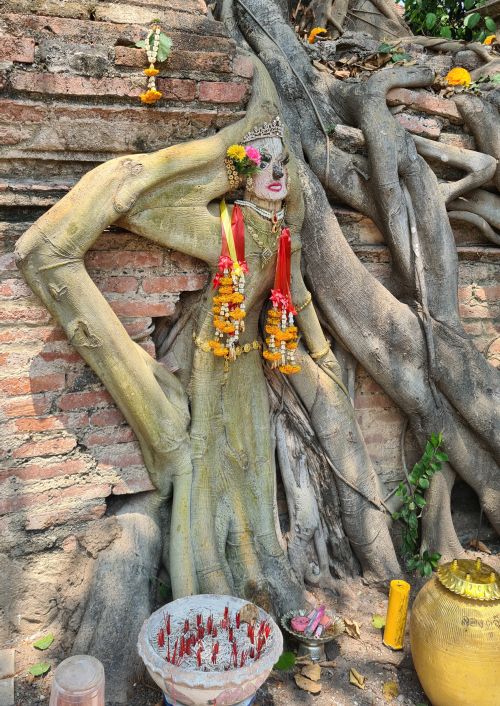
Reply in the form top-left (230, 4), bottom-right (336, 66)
top-left (245, 146), bottom-right (261, 165)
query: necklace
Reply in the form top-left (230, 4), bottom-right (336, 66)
top-left (235, 200), bottom-right (285, 224)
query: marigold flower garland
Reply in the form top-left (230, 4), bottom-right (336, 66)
top-left (136, 23), bottom-right (172, 104)
top-left (209, 200), bottom-right (248, 361)
top-left (263, 227), bottom-right (300, 375)
top-left (210, 145), bottom-right (300, 375)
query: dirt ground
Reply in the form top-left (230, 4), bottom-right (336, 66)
top-left (13, 547), bottom-right (499, 706)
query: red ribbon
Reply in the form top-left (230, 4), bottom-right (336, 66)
top-left (272, 227), bottom-right (295, 313)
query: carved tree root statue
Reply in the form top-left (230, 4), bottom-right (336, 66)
top-left (14, 1), bottom-right (500, 702)
top-left (222, 0), bottom-right (499, 547)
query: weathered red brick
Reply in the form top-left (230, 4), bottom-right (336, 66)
top-left (2, 457), bottom-right (88, 482)
top-left (0, 373), bottom-right (64, 396)
top-left (0, 278), bottom-right (32, 298)
top-left (25, 501), bottom-right (107, 530)
top-left (95, 443), bottom-right (143, 468)
top-left (58, 389), bottom-right (113, 411)
top-left (0, 35), bottom-right (35, 63)
top-left (109, 300), bottom-right (176, 317)
top-left (12, 436), bottom-right (77, 459)
top-left (90, 408), bottom-right (126, 427)
top-left (233, 55), bottom-right (254, 79)
top-left (10, 71), bottom-right (143, 98)
top-left (112, 476), bottom-right (155, 494)
top-left (0, 99), bottom-right (47, 123)
top-left (85, 251), bottom-right (163, 269)
top-left (15, 412), bottom-right (89, 433)
top-left (1, 395), bottom-right (52, 418)
top-left (97, 276), bottom-right (138, 294)
top-left (0, 304), bottom-right (51, 325)
top-left (115, 47), bottom-right (232, 74)
top-left (198, 81), bottom-right (248, 103)
top-left (156, 78), bottom-right (197, 101)
top-left (0, 326), bottom-right (65, 344)
top-left (40, 350), bottom-right (82, 364)
top-left (85, 426), bottom-right (135, 446)
top-left (394, 112), bottom-right (441, 139)
top-left (386, 88), bottom-right (462, 123)
top-left (142, 273), bottom-right (207, 294)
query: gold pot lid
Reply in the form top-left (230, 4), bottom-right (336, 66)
top-left (437, 558), bottom-right (500, 601)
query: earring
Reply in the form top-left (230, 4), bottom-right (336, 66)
top-left (247, 176), bottom-right (254, 189)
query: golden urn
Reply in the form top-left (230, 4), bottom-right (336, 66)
top-left (410, 558), bottom-right (500, 706)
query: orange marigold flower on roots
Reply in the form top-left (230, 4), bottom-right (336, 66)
top-left (220, 277), bottom-right (233, 285)
top-left (483, 34), bottom-right (496, 45)
top-left (286, 341), bottom-right (298, 350)
top-left (265, 325), bottom-right (279, 335)
top-left (218, 286), bottom-right (233, 295)
top-left (308, 27), bottom-right (327, 43)
top-left (446, 67), bottom-right (472, 86)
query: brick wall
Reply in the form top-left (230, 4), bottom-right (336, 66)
top-left (0, 0), bottom-right (252, 644)
top-left (0, 0), bottom-right (498, 645)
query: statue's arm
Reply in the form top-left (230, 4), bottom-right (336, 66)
top-left (15, 159), bottom-right (193, 493)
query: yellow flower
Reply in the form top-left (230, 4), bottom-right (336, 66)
top-left (483, 34), bottom-right (496, 45)
top-left (140, 89), bottom-right (163, 103)
top-left (227, 144), bottom-right (246, 161)
top-left (144, 64), bottom-right (160, 77)
top-left (445, 67), bottom-right (472, 87)
top-left (308, 27), bottom-right (327, 44)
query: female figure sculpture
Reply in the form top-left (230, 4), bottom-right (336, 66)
top-left (16, 60), bottom-right (399, 620)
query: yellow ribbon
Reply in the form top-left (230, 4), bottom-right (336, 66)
top-left (220, 199), bottom-right (238, 264)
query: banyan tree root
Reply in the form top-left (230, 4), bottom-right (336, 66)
top-left (71, 492), bottom-right (162, 705)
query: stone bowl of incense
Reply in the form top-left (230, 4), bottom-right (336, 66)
top-left (137, 594), bottom-right (283, 706)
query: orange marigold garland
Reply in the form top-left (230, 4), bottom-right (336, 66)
top-left (136, 22), bottom-right (172, 104)
top-left (263, 227), bottom-right (300, 375)
top-left (209, 201), bottom-right (248, 361)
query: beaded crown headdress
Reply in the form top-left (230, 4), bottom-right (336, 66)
top-left (242, 116), bottom-right (284, 143)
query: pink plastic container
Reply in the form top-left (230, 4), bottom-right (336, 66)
top-left (49, 655), bottom-right (105, 706)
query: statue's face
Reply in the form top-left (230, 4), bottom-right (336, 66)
top-left (247, 136), bottom-right (289, 202)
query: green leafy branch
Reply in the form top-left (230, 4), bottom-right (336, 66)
top-left (405, 0), bottom-right (497, 42)
top-left (392, 432), bottom-right (448, 576)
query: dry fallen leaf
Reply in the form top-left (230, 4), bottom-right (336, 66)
top-left (383, 680), bottom-right (399, 702)
top-left (344, 617), bottom-right (361, 639)
top-left (469, 538), bottom-right (491, 554)
top-left (295, 674), bottom-right (322, 694)
top-left (239, 603), bottom-right (259, 624)
top-left (302, 663), bottom-right (321, 682)
top-left (319, 660), bottom-right (337, 668)
top-left (349, 667), bottom-right (366, 689)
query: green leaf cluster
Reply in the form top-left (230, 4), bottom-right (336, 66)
top-left (404, 1), bottom-right (496, 42)
top-left (392, 433), bottom-right (448, 576)
top-left (274, 651), bottom-right (296, 670)
top-left (377, 43), bottom-right (412, 63)
top-left (136, 30), bottom-right (172, 63)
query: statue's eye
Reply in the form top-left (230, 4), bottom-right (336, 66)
top-left (259, 154), bottom-right (271, 170)
top-left (282, 154), bottom-right (289, 166)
